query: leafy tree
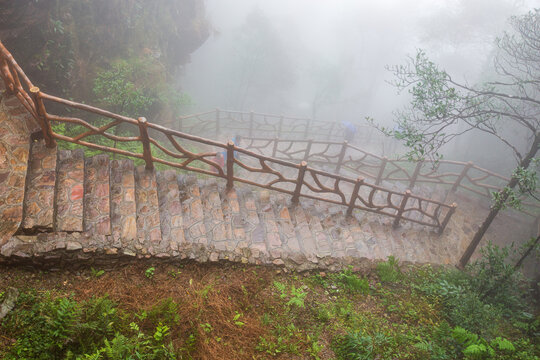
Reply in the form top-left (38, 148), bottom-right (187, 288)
top-left (377, 10), bottom-right (540, 267)
top-left (93, 59), bottom-right (155, 117)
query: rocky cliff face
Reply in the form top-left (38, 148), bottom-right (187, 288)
top-left (0, 0), bottom-right (209, 100)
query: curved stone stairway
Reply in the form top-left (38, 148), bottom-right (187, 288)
top-left (0, 134), bottom-right (470, 270)
top-left (2, 84), bottom-right (532, 271)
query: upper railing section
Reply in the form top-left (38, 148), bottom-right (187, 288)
top-left (173, 109), bottom-right (539, 218)
top-left (239, 138), bottom-right (540, 217)
top-left (176, 109), bottom-right (363, 142)
top-left (0, 41), bottom-right (456, 232)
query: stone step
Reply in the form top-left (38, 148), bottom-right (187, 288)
top-left (201, 181), bottom-right (231, 252)
top-left (110, 159), bottom-right (137, 249)
top-left (21, 138), bottom-right (57, 231)
top-left (306, 209), bottom-right (333, 258)
top-left (156, 170), bottom-right (185, 255)
top-left (55, 149), bottom-right (84, 232)
top-left (320, 212), bottom-right (346, 258)
top-left (274, 194), bottom-right (302, 256)
top-left (291, 204), bottom-right (318, 262)
top-left (180, 175), bottom-right (207, 246)
top-left (134, 166), bottom-right (163, 255)
top-left (84, 154), bottom-right (111, 235)
top-left (346, 216), bottom-right (372, 258)
top-left (336, 219), bottom-right (358, 257)
top-left (259, 191), bottom-right (282, 260)
top-left (0, 90), bottom-right (33, 244)
top-left (221, 187), bottom-right (246, 245)
top-left (367, 221), bottom-right (394, 259)
top-left (240, 190), bottom-right (267, 258)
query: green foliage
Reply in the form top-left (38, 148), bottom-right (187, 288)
top-left (287, 286), bottom-right (307, 308)
top-left (376, 256), bottom-right (402, 283)
top-left (273, 281), bottom-right (307, 308)
top-left (492, 162), bottom-right (539, 211)
top-left (413, 322), bottom-right (458, 360)
top-left (79, 323), bottom-right (176, 359)
top-left (91, 268), bottom-right (105, 278)
top-left (93, 59), bottom-right (157, 117)
top-left (451, 327), bottom-right (519, 359)
top-left (334, 266), bottom-right (370, 294)
top-left (445, 291), bottom-right (502, 338)
top-left (2, 292), bottom-right (79, 359)
top-left (145, 267), bottom-right (155, 279)
top-left (1, 291), bottom-right (178, 360)
top-left (146, 298), bottom-right (180, 327)
top-left (412, 242), bottom-right (534, 339)
top-left (333, 332), bottom-right (391, 360)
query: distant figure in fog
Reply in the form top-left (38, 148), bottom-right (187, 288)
top-left (342, 121), bottom-right (357, 143)
top-left (232, 135), bottom-right (242, 159)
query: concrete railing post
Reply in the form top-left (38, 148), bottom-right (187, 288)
top-left (138, 117), bottom-right (153, 170)
top-left (291, 161), bottom-right (308, 205)
top-left (226, 140), bottom-right (235, 190)
top-left (451, 162), bottom-right (474, 192)
top-left (29, 87), bottom-right (56, 148)
top-left (335, 141), bottom-right (348, 174)
top-left (346, 177), bottom-right (364, 217)
top-left (393, 190), bottom-right (411, 228)
top-left (376, 157), bottom-right (388, 185)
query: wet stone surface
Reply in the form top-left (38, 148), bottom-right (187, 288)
top-left (0, 90), bottom-right (36, 245)
top-left (0, 89), bottom-right (533, 272)
top-left (84, 155), bottom-right (111, 235)
top-left (111, 159), bottom-right (137, 248)
top-left (56, 149), bottom-right (85, 232)
top-left (21, 139), bottom-right (57, 231)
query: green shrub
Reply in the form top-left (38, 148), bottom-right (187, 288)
top-left (78, 323), bottom-right (176, 359)
top-left (69, 296), bottom-right (123, 355)
top-left (445, 291), bottom-right (503, 338)
top-left (376, 256), bottom-right (401, 283)
top-left (145, 298), bottom-right (180, 328)
top-left (334, 267), bottom-right (370, 294)
top-left (413, 242), bottom-right (535, 338)
top-left (1, 291), bottom-right (177, 359)
top-left (2, 292), bottom-right (79, 360)
top-left (333, 332), bottom-right (391, 360)
top-left (466, 242), bottom-right (526, 316)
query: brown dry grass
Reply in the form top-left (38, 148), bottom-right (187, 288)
top-left (0, 261), bottom-right (285, 360)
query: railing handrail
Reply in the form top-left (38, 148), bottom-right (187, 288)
top-left (0, 40), bottom-right (457, 232)
top-left (173, 109), bottom-right (538, 209)
top-left (241, 137), bottom-right (539, 215)
top-left (184, 120), bottom-right (537, 216)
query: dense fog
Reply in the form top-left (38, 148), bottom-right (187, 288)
top-left (180, 0), bottom-right (539, 173)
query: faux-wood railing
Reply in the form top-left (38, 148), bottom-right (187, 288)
top-left (170, 109), bottom-right (539, 218)
top-left (0, 41), bottom-right (456, 232)
top-left (239, 138), bottom-right (540, 217)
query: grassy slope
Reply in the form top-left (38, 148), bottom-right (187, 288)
top-left (0, 260), bottom-right (538, 359)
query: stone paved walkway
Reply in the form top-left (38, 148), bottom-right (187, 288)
top-left (0, 89), bottom-right (536, 272)
top-left (0, 82), bottom-right (39, 245)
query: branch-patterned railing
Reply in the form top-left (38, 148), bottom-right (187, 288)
top-left (175, 109), bottom-right (370, 142)
top-left (239, 138), bottom-right (540, 217)
top-left (0, 41), bottom-right (456, 232)
top-left (171, 109), bottom-right (539, 217)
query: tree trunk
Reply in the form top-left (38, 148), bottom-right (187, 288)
top-left (514, 234), bottom-right (540, 270)
top-left (458, 134), bottom-right (540, 269)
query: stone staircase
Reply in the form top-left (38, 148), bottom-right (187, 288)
top-left (1, 83), bottom-right (534, 271)
top-left (0, 135), bottom-right (465, 270)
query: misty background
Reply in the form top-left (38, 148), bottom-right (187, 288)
top-left (179, 0), bottom-right (540, 174)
